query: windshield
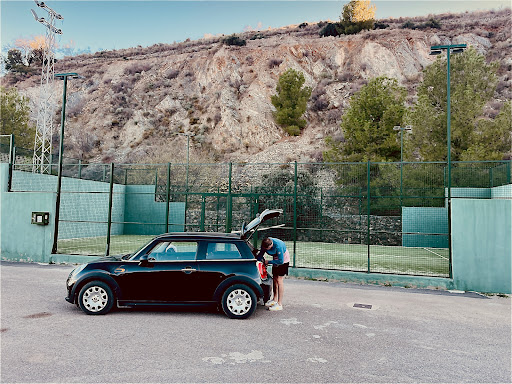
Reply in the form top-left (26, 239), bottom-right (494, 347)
top-left (127, 241), bottom-right (152, 260)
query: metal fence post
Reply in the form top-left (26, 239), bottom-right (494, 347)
top-left (7, 135), bottom-right (14, 192)
top-left (293, 161), bottom-right (298, 268)
top-left (165, 163), bottom-right (171, 233)
top-left (200, 194), bottom-right (206, 231)
top-left (226, 163), bottom-right (233, 233)
top-left (105, 163), bottom-right (115, 256)
top-left (78, 159), bottom-right (82, 179)
top-left (367, 161), bottom-right (371, 274)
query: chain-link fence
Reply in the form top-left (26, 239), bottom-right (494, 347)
top-left (4, 141), bottom-right (511, 278)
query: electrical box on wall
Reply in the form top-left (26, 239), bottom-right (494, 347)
top-left (31, 212), bottom-right (50, 226)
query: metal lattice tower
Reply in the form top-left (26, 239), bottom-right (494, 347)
top-left (31, 1), bottom-right (63, 174)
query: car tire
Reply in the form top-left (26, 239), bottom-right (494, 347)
top-left (78, 281), bottom-right (114, 315)
top-left (221, 284), bottom-right (257, 319)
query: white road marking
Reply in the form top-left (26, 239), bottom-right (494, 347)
top-left (307, 357), bottom-right (328, 363)
top-left (281, 317), bottom-right (302, 326)
top-left (202, 350), bottom-right (267, 365)
top-left (313, 321), bottom-right (338, 330)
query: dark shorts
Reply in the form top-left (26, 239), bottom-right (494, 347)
top-left (272, 262), bottom-right (289, 276)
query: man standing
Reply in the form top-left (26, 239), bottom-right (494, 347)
top-left (257, 237), bottom-right (290, 311)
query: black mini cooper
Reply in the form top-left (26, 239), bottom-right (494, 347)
top-left (66, 209), bottom-right (281, 319)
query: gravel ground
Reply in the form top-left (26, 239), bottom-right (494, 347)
top-left (1, 261), bottom-right (510, 383)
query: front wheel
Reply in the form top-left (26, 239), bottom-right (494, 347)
top-left (221, 284), bottom-right (257, 319)
top-left (78, 281), bottom-right (114, 315)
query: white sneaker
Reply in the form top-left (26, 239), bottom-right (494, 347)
top-left (257, 298), bottom-right (264, 306)
top-left (268, 304), bottom-right (283, 311)
top-left (265, 300), bottom-right (277, 308)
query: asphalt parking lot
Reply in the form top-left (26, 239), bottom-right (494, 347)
top-left (1, 261), bottom-right (510, 383)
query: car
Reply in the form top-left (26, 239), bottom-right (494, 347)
top-left (65, 209), bottom-right (281, 319)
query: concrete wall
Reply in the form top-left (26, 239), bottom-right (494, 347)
top-left (452, 199), bottom-right (512, 294)
top-left (123, 185), bottom-right (185, 235)
top-left (1, 165), bottom-right (185, 262)
top-left (492, 184), bottom-right (511, 199)
top-left (10, 168), bottom-right (127, 240)
top-left (58, 180), bottom-right (126, 239)
top-left (402, 207), bottom-right (448, 248)
top-left (0, 165), bottom-right (55, 262)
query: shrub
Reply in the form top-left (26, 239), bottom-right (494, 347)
top-left (165, 68), bottom-right (179, 79)
top-left (124, 62), bottom-right (152, 75)
top-left (338, 72), bottom-right (355, 82)
top-left (249, 33), bottom-right (265, 40)
top-left (319, 23), bottom-right (341, 37)
top-left (284, 125), bottom-right (301, 136)
top-left (401, 20), bottom-right (416, 29)
top-left (268, 58), bottom-right (283, 69)
top-left (222, 34), bottom-right (246, 47)
top-left (374, 21), bottom-right (389, 29)
top-left (312, 97), bottom-right (329, 112)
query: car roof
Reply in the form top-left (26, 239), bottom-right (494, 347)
top-left (154, 232), bottom-right (243, 241)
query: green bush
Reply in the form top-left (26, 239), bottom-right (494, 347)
top-left (222, 35), bottom-right (247, 47)
top-left (319, 23), bottom-right (341, 37)
top-left (284, 125), bottom-right (301, 136)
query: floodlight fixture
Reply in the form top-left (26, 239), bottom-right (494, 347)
top-left (35, 0), bottom-right (63, 19)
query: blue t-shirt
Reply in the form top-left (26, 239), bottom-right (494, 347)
top-left (257, 237), bottom-right (288, 265)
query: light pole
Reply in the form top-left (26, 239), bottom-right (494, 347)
top-left (429, 44), bottom-right (466, 202)
top-left (429, 43), bottom-right (466, 279)
top-left (52, 72), bottom-right (82, 254)
top-left (393, 125), bottom-right (412, 206)
top-left (175, 132), bottom-right (193, 230)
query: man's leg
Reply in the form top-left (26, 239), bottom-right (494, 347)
top-left (273, 276), bottom-right (279, 303)
top-left (276, 275), bottom-right (284, 306)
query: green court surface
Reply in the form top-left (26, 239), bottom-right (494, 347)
top-left (57, 235), bottom-right (449, 277)
top-left (294, 241), bottom-right (449, 277)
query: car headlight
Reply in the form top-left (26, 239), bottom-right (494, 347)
top-left (67, 264), bottom-right (86, 286)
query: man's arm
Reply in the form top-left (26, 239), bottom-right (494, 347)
top-left (256, 248), bottom-right (266, 262)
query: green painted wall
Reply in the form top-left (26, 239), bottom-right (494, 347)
top-left (492, 184), bottom-right (511, 199)
top-left (58, 180), bottom-right (125, 239)
top-left (451, 188), bottom-right (491, 199)
top-left (10, 169), bottom-right (126, 239)
top-left (402, 207), bottom-right (448, 248)
top-left (123, 185), bottom-right (185, 235)
top-left (452, 199), bottom-right (512, 294)
top-left (0, 165), bottom-right (55, 262)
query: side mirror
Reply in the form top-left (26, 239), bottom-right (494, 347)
top-left (139, 254), bottom-right (149, 266)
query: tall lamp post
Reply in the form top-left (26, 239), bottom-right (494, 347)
top-left (175, 132), bottom-right (193, 230)
top-left (429, 44), bottom-right (466, 202)
top-left (393, 125), bottom-right (412, 206)
top-left (429, 43), bottom-right (466, 279)
top-left (52, 72), bottom-right (82, 254)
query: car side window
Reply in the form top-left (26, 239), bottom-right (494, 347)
top-left (205, 242), bottom-right (242, 260)
top-left (148, 241), bottom-right (197, 261)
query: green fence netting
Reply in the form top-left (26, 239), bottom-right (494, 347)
top-left (6, 150), bottom-right (511, 277)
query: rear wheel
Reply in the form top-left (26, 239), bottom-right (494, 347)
top-left (221, 284), bottom-right (257, 319)
top-left (78, 281), bottom-right (114, 315)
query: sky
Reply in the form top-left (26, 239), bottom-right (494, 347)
top-left (1, 0), bottom-right (510, 56)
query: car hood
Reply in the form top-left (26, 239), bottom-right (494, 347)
top-left (87, 255), bottom-right (123, 264)
top-left (240, 209), bottom-right (282, 240)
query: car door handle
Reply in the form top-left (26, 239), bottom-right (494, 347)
top-left (181, 267), bottom-right (197, 273)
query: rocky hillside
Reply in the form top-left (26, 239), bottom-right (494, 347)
top-left (7, 8), bottom-right (512, 164)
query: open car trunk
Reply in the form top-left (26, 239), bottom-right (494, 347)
top-left (240, 209), bottom-right (283, 241)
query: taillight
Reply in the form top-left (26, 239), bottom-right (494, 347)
top-left (256, 261), bottom-right (267, 279)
